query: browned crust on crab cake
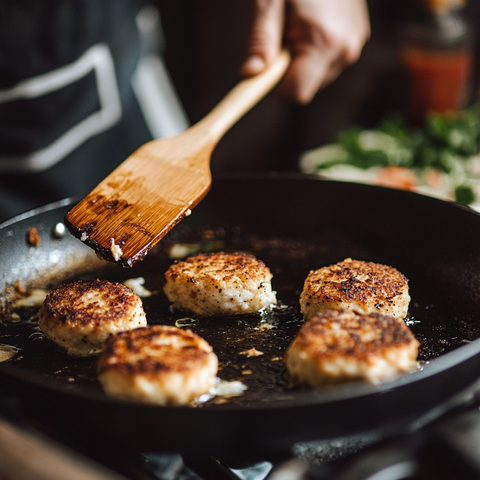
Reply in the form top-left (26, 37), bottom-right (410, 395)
top-left (284, 309), bottom-right (419, 386)
top-left (300, 258), bottom-right (410, 320)
top-left (98, 325), bottom-right (218, 405)
top-left (38, 279), bottom-right (146, 357)
top-left (163, 251), bottom-right (277, 315)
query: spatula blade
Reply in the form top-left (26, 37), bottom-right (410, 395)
top-left (65, 50), bottom-right (290, 267)
top-left (65, 138), bottom-right (212, 267)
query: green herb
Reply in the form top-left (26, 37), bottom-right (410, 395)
top-left (309, 103), bottom-right (480, 206)
top-left (455, 185), bottom-right (475, 205)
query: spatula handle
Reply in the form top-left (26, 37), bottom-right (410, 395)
top-left (192, 49), bottom-right (291, 143)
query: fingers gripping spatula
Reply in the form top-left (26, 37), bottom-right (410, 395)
top-left (65, 51), bottom-right (290, 267)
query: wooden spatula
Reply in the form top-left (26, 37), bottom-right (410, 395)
top-left (65, 50), bottom-right (290, 267)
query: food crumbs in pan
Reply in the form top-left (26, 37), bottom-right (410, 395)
top-left (122, 277), bottom-right (154, 298)
top-left (27, 227), bottom-right (41, 246)
top-left (3, 229), bottom-right (480, 407)
top-left (13, 281), bottom-right (26, 294)
top-left (0, 344), bottom-right (18, 362)
top-left (8, 312), bottom-right (21, 323)
top-left (14, 289), bottom-right (48, 308)
top-left (256, 323), bottom-right (274, 331)
top-left (240, 348), bottom-right (264, 357)
top-left (210, 378), bottom-right (247, 397)
top-left (110, 238), bottom-right (123, 261)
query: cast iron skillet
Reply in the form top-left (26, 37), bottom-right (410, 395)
top-left (1, 173), bottom-right (480, 463)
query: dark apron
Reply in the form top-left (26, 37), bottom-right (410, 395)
top-left (0, 0), bottom-right (188, 222)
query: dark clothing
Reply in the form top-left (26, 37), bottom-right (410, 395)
top-left (0, 1), bottom-right (188, 222)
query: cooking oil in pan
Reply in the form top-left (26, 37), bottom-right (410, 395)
top-left (1, 230), bottom-right (480, 406)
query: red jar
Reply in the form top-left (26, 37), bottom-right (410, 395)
top-left (399, 0), bottom-right (473, 124)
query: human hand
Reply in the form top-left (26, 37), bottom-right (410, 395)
top-left (240, 0), bottom-right (370, 104)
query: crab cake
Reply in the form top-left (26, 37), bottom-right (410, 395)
top-left (284, 310), bottom-right (419, 386)
top-left (38, 279), bottom-right (147, 357)
top-left (300, 258), bottom-right (410, 320)
top-left (98, 325), bottom-right (218, 406)
top-left (163, 252), bottom-right (277, 316)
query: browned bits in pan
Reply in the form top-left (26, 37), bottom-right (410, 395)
top-left (26, 227), bottom-right (41, 246)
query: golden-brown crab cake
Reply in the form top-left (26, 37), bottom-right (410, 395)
top-left (38, 279), bottom-right (146, 357)
top-left (284, 309), bottom-right (419, 386)
top-left (163, 252), bottom-right (277, 316)
top-left (299, 258), bottom-right (410, 320)
top-left (98, 325), bottom-right (218, 406)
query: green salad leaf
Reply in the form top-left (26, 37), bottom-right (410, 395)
top-left (308, 103), bottom-right (480, 206)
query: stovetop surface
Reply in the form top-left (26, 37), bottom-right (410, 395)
top-left (2, 382), bottom-right (480, 480)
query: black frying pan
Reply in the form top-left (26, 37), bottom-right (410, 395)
top-left (1, 173), bottom-right (480, 463)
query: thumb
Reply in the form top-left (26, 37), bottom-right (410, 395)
top-left (240, 0), bottom-right (285, 77)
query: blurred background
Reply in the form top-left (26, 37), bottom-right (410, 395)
top-left (157, 0), bottom-right (480, 173)
top-left (1, 0), bottom-right (479, 221)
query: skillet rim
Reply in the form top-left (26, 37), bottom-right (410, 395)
top-left (1, 172), bottom-right (480, 412)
